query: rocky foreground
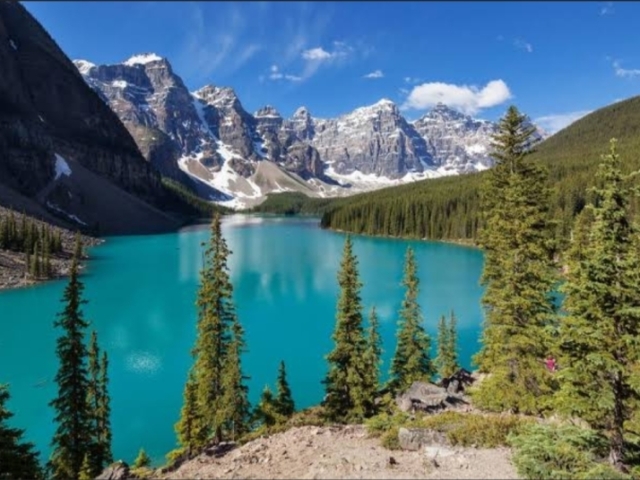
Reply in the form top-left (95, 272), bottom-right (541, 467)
top-left (99, 424), bottom-right (517, 480)
top-left (163, 425), bottom-right (518, 480)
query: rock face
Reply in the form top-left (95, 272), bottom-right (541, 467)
top-left (301, 99), bottom-right (431, 178)
top-left (75, 52), bottom-right (549, 208)
top-left (0, 2), bottom-right (186, 234)
top-left (413, 103), bottom-right (499, 172)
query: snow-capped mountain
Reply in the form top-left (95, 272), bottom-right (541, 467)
top-left (74, 53), bottom-right (546, 209)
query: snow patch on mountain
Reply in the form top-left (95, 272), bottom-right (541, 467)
top-left (54, 153), bottom-right (72, 180)
top-left (74, 59), bottom-right (95, 75)
top-left (124, 53), bottom-right (163, 66)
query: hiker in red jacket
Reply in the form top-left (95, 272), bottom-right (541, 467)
top-left (544, 356), bottom-right (557, 372)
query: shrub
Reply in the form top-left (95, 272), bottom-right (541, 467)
top-left (420, 411), bottom-right (533, 448)
top-left (365, 411), bottom-right (411, 438)
top-left (508, 423), bottom-right (623, 480)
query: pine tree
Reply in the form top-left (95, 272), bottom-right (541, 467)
top-left (363, 307), bottom-right (383, 411)
top-left (323, 235), bottom-right (371, 422)
top-left (133, 448), bottom-right (151, 469)
top-left (254, 386), bottom-right (282, 429)
top-left (556, 139), bottom-right (640, 470)
top-left (175, 371), bottom-right (205, 457)
top-left (48, 247), bottom-right (91, 480)
top-left (220, 319), bottom-right (251, 440)
top-left (472, 105), bottom-right (558, 414)
top-left (85, 331), bottom-right (102, 477)
top-left (389, 247), bottom-right (434, 393)
top-left (275, 361), bottom-right (295, 418)
top-left (0, 216), bottom-right (6, 249)
top-left (447, 311), bottom-right (459, 375)
top-left (98, 352), bottom-right (112, 466)
top-left (177, 212), bottom-right (247, 446)
top-left (0, 384), bottom-right (43, 480)
top-left (435, 311), bottom-right (459, 379)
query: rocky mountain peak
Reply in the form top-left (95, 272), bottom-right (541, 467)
top-left (255, 105), bottom-right (281, 119)
top-left (292, 106), bottom-right (311, 119)
top-left (194, 85), bottom-right (241, 110)
top-left (421, 102), bottom-right (468, 122)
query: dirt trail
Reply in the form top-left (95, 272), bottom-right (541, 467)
top-left (159, 425), bottom-right (519, 480)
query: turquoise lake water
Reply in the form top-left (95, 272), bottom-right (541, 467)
top-left (0, 215), bottom-right (485, 466)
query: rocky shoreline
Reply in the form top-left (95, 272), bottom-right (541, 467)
top-left (0, 207), bottom-right (102, 292)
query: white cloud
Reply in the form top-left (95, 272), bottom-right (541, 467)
top-left (404, 76), bottom-right (422, 84)
top-left (534, 110), bottom-right (592, 134)
top-left (613, 59), bottom-right (640, 78)
top-left (302, 47), bottom-right (333, 61)
top-left (298, 41), bottom-right (354, 80)
top-left (267, 64), bottom-right (302, 82)
top-left (600, 1), bottom-right (614, 15)
top-left (514, 38), bottom-right (533, 53)
top-left (363, 69), bottom-right (384, 79)
top-left (401, 79), bottom-right (513, 114)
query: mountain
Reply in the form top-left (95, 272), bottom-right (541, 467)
top-left (76, 54), bottom-right (545, 209)
top-left (319, 95), bottom-right (640, 246)
top-left (0, 2), bottom-right (189, 234)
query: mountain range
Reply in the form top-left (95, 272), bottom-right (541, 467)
top-left (74, 53), bottom-right (548, 209)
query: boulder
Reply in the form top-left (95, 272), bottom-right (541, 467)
top-left (439, 368), bottom-right (475, 394)
top-left (395, 381), bottom-right (451, 413)
top-left (96, 461), bottom-right (135, 480)
top-left (398, 427), bottom-right (447, 451)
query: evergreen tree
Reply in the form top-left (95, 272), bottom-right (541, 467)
top-left (472, 105), bottom-right (558, 414)
top-left (363, 307), bottom-right (383, 409)
top-left (192, 213), bottom-right (239, 442)
top-left (85, 331), bottom-right (102, 477)
top-left (98, 352), bottom-right (113, 466)
top-left (254, 386), bottom-right (282, 429)
top-left (220, 319), bottom-right (251, 440)
top-left (0, 384), bottom-right (43, 480)
top-left (389, 247), bottom-right (434, 392)
top-left (177, 212), bottom-right (248, 446)
top-left (48, 248), bottom-right (91, 480)
top-left (323, 235), bottom-right (371, 422)
top-left (435, 312), bottom-right (460, 379)
top-left (556, 139), bottom-right (640, 470)
top-left (174, 371), bottom-right (205, 457)
top-left (133, 448), bottom-right (151, 469)
top-left (0, 216), bottom-right (5, 249)
top-left (275, 361), bottom-right (295, 417)
top-left (447, 311), bottom-right (459, 374)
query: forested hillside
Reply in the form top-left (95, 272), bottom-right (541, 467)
top-left (319, 95), bottom-right (640, 247)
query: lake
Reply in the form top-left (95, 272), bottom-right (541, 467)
top-left (0, 215), bottom-right (485, 466)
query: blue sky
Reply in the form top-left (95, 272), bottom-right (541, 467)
top-left (24, 1), bottom-right (640, 132)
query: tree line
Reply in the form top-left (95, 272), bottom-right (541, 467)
top-left (0, 212), bottom-right (64, 279)
top-left (319, 95), bottom-right (640, 251)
